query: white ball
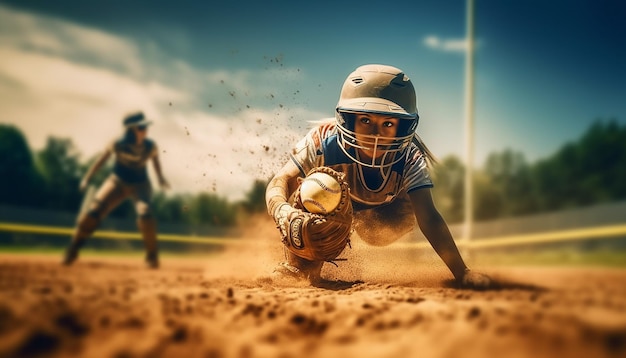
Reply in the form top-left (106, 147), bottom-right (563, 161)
top-left (299, 172), bottom-right (342, 214)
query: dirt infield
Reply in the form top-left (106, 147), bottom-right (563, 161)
top-left (1, 222), bottom-right (626, 358)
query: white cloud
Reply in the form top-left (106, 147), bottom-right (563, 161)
top-left (423, 35), bottom-right (470, 53)
top-left (0, 5), bottom-right (143, 77)
top-left (0, 4), bottom-right (323, 201)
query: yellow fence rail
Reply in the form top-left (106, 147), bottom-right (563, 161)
top-left (1, 222), bottom-right (625, 248)
top-left (0, 222), bottom-right (243, 245)
top-left (400, 223), bottom-right (626, 250)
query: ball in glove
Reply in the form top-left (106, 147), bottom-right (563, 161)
top-left (299, 172), bottom-right (343, 214)
top-left (274, 167), bottom-right (353, 262)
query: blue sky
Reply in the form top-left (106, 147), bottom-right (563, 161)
top-left (1, 0), bottom-right (624, 199)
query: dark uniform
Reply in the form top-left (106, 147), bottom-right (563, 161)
top-left (63, 113), bottom-right (163, 268)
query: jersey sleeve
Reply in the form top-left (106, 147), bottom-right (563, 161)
top-left (289, 123), bottom-right (332, 176)
top-left (402, 145), bottom-right (434, 193)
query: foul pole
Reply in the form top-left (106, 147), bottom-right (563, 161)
top-left (463, 0), bottom-right (476, 241)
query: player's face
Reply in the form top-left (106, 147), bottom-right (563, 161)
top-left (353, 113), bottom-right (399, 159)
top-left (133, 125), bottom-right (148, 142)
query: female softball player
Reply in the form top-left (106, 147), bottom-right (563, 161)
top-left (62, 111), bottom-right (169, 268)
top-left (266, 64), bottom-right (491, 289)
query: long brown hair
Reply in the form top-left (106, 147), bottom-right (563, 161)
top-left (413, 134), bottom-right (437, 167)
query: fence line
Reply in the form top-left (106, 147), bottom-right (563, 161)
top-left (2, 221), bottom-right (626, 249)
top-left (0, 222), bottom-right (244, 245)
top-left (398, 223), bottom-right (626, 251)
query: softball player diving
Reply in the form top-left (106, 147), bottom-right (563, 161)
top-left (266, 64), bottom-right (492, 289)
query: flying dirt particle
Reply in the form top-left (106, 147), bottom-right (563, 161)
top-left (169, 102), bottom-right (172, 106)
top-left (122, 317), bottom-right (145, 329)
top-left (279, 104), bottom-right (284, 108)
top-left (99, 316), bottom-right (110, 327)
top-left (162, 150), bottom-right (167, 154)
top-left (227, 287), bottom-right (234, 298)
top-left (171, 326), bottom-right (188, 342)
top-left (246, 105), bottom-right (250, 108)
top-left (33, 286), bottom-right (51, 295)
top-left (256, 118), bottom-right (262, 124)
top-left (263, 145), bottom-right (270, 152)
top-left (208, 104), bottom-right (213, 108)
top-left (220, 80), bottom-right (224, 84)
top-left (467, 306), bottom-right (481, 319)
top-left (229, 91), bottom-right (236, 98)
top-left (184, 127), bottom-right (190, 136)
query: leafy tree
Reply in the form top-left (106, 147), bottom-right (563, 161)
top-left (431, 155), bottom-right (465, 223)
top-left (35, 137), bottom-right (83, 211)
top-left (483, 149), bottom-right (536, 216)
top-left (241, 179), bottom-right (269, 213)
top-left (575, 119), bottom-right (626, 202)
top-left (189, 192), bottom-right (237, 226)
top-left (153, 192), bottom-right (190, 223)
top-left (472, 171), bottom-right (501, 221)
top-left (0, 125), bottom-right (45, 206)
top-left (531, 118), bottom-right (626, 211)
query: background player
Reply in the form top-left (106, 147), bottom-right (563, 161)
top-left (266, 64), bottom-right (491, 289)
top-left (62, 111), bottom-right (170, 268)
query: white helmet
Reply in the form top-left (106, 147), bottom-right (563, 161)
top-left (335, 64), bottom-right (419, 168)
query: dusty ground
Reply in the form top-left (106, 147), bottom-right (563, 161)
top-left (1, 220), bottom-right (625, 358)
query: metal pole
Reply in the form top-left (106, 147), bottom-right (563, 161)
top-left (463, 0), bottom-right (476, 241)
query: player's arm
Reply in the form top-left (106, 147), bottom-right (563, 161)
top-left (151, 154), bottom-right (169, 190)
top-left (408, 187), bottom-right (468, 281)
top-left (80, 149), bottom-right (111, 191)
top-left (409, 188), bottom-right (492, 289)
top-left (265, 159), bottom-right (301, 218)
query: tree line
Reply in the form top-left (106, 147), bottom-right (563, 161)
top-left (431, 118), bottom-right (626, 223)
top-left (0, 124), bottom-right (268, 227)
top-left (1, 118), bottom-right (624, 226)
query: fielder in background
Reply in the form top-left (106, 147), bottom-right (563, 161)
top-left (62, 111), bottom-right (170, 269)
top-left (266, 64), bottom-right (492, 289)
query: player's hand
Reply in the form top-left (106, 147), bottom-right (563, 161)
top-left (460, 269), bottom-right (492, 290)
top-left (273, 203), bottom-right (302, 238)
top-left (273, 203), bottom-right (321, 237)
top-left (79, 178), bottom-right (89, 192)
top-left (159, 178), bottom-right (170, 190)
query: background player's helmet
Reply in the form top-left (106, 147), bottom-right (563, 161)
top-left (123, 111), bottom-right (152, 128)
top-left (335, 64), bottom-right (419, 168)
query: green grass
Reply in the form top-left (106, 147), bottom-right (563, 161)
top-left (471, 248), bottom-right (626, 268)
top-left (0, 246), bottom-right (222, 259)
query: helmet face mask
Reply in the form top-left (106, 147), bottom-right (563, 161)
top-left (335, 64), bottom-right (419, 168)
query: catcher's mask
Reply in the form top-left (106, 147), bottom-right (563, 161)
top-left (335, 64), bottom-right (419, 168)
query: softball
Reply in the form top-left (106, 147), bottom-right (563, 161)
top-left (299, 172), bottom-right (342, 214)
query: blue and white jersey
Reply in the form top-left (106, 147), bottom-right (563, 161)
top-left (107, 138), bottom-right (158, 184)
top-left (290, 122), bottom-right (433, 209)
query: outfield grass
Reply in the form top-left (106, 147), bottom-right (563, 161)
top-left (471, 248), bottom-right (626, 268)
